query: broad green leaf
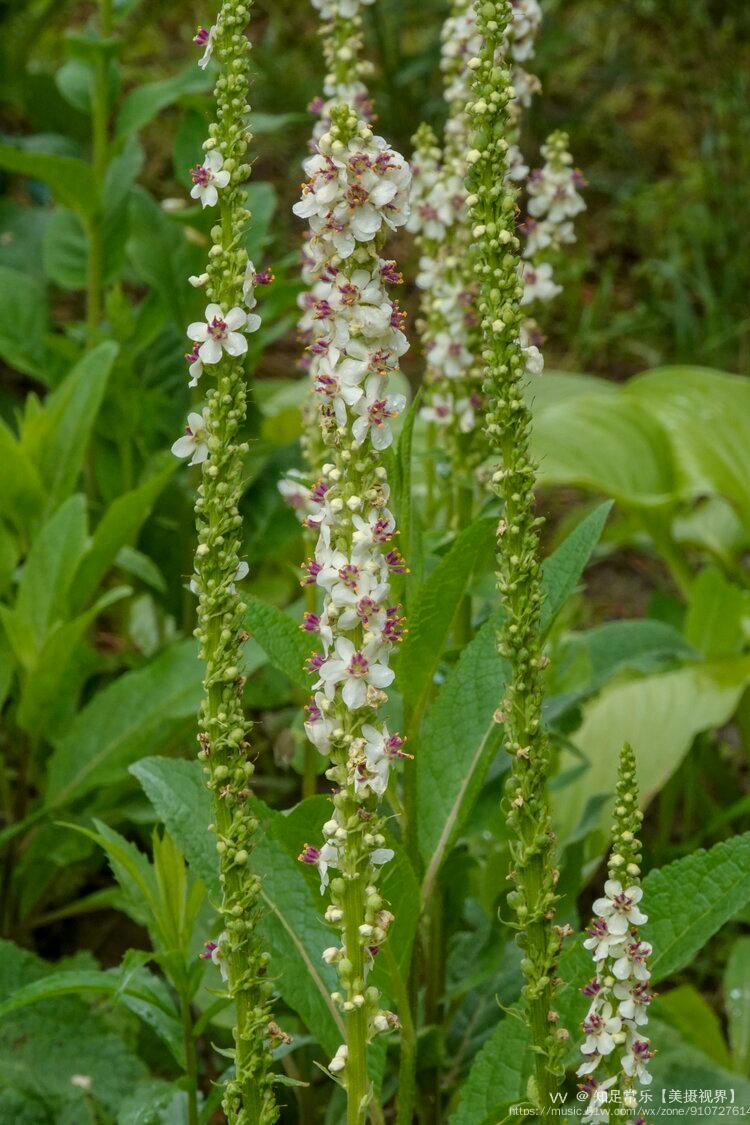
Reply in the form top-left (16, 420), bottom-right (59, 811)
top-left (72, 456), bottom-right (176, 609)
top-left (244, 182), bottom-right (278, 261)
top-left (540, 501), bottom-right (612, 631)
top-left (15, 493), bottom-right (88, 655)
top-left (64, 820), bottom-right (159, 929)
top-left (418, 507), bottom-right (611, 889)
top-left (647, 832), bottom-right (750, 981)
top-left (0, 265), bottom-right (48, 377)
top-left (724, 936), bottom-right (750, 1072)
top-left (555, 658), bottom-right (750, 840)
top-left (558, 834), bottom-right (750, 1035)
top-left (629, 366), bottom-right (750, 528)
top-left (127, 188), bottom-right (191, 326)
top-left (42, 207), bottom-right (88, 289)
top-left (645, 1017), bottom-right (750, 1122)
top-left (16, 586), bottom-right (130, 734)
top-left (22, 341), bottom-right (118, 511)
top-left (244, 595), bottom-right (312, 691)
top-left (393, 390), bottom-right (423, 594)
top-left (45, 640), bottom-right (203, 808)
top-left (531, 390), bottom-right (680, 508)
top-left (397, 516), bottom-right (495, 728)
top-left (116, 66), bottom-right (211, 140)
top-left (449, 1016), bottom-right (530, 1125)
top-left (0, 143), bottom-right (97, 219)
top-left (0, 965), bottom-right (183, 1066)
top-left (657, 984), bottom-right (731, 1069)
top-left (0, 419), bottom-right (45, 531)
top-left (684, 566), bottom-right (747, 659)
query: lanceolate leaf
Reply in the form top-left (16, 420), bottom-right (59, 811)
top-left (417, 507), bottom-right (611, 891)
top-left (45, 641), bottom-right (203, 808)
top-left (115, 65), bottom-right (211, 140)
top-left (0, 144), bottom-right (98, 219)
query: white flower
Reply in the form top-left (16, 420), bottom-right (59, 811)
top-left (580, 1002), bottom-right (621, 1058)
top-left (187, 303), bottom-right (259, 365)
top-left (621, 1035), bottom-right (653, 1085)
top-left (200, 931), bottom-right (229, 981)
top-left (583, 918), bottom-right (626, 962)
top-left (353, 724), bottom-right (393, 797)
top-left (370, 847), bottom-right (394, 867)
top-left (613, 979), bottom-right (651, 1025)
top-left (428, 330), bottom-right (473, 379)
top-left (171, 412), bottom-right (209, 465)
top-left (420, 393), bottom-right (454, 426)
top-left (304, 693), bottom-right (336, 754)
top-left (185, 344), bottom-right (203, 388)
top-left (317, 637), bottom-right (394, 709)
top-left (328, 1043), bottom-right (348, 1073)
top-left (523, 343), bottom-right (544, 375)
top-left (351, 375), bottom-right (406, 450)
top-left (242, 260), bottom-right (259, 308)
top-left (521, 261), bottom-right (561, 306)
top-left (612, 939), bottom-right (652, 983)
top-left (592, 880), bottom-right (648, 936)
top-left (194, 24), bottom-right (217, 70)
top-left (190, 149), bottom-right (230, 208)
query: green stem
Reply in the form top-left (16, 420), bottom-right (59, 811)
top-left (180, 994), bottom-right (200, 1125)
top-left (344, 872), bottom-right (369, 1125)
top-left (382, 944), bottom-right (417, 1125)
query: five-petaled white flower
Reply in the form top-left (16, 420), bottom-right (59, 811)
top-left (351, 375), bottom-right (406, 450)
top-left (172, 412), bottom-right (209, 465)
top-left (187, 303), bottom-right (259, 365)
top-left (592, 880), bottom-right (648, 936)
top-left (190, 149), bottom-right (230, 208)
top-left (317, 637), bottom-right (394, 709)
top-left (580, 1002), bottom-right (621, 1058)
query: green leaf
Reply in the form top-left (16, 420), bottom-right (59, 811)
top-left (0, 420), bottom-right (45, 531)
top-left (14, 494), bottom-right (88, 656)
top-left (657, 984), bottom-right (732, 1069)
top-left (647, 832), bottom-right (750, 981)
top-left (115, 66), bottom-right (211, 140)
top-left (72, 456), bottom-right (176, 609)
top-left (724, 936), bottom-right (750, 1072)
top-left (397, 516), bottom-right (495, 728)
top-left (244, 596), bottom-right (312, 691)
top-left (393, 390), bottom-right (422, 593)
top-left (555, 658), bottom-right (750, 840)
top-left (16, 587), bottom-right (130, 734)
top-left (45, 640), bottom-right (203, 808)
top-left (23, 341), bottom-right (118, 511)
top-left (127, 188), bottom-right (191, 326)
top-left (0, 964), bottom-right (184, 1067)
top-left (629, 366), bottom-right (750, 529)
top-left (42, 207), bottom-right (88, 289)
top-left (0, 143), bottom-right (98, 219)
top-left (645, 1017), bottom-right (750, 1122)
top-left (449, 1017), bottom-right (530, 1125)
top-left (684, 566), bottom-right (747, 659)
top-left (540, 501), bottom-right (612, 631)
top-left (418, 507), bottom-right (611, 890)
top-left (531, 388), bottom-right (680, 508)
top-left (0, 265), bottom-right (48, 377)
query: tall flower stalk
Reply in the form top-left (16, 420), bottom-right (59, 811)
top-left (292, 98), bottom-right (411, 1122)
top-left (170, 3), bottom-right (277, 1120)
top-left (578, 744), bottom-right (653, 1122)
top-left (464, 0), bottom-right (566, 1114)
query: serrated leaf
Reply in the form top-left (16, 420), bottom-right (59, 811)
top-left (724, 936), bottom-right (750, 1072)
top-left (449, 1016), bottom-right (530, 1125)
top-left (45, 640), bottom-right (203, 808)
top-left (397, 516), bottom-right (495, 728)
top-left (0, 143), bottom-right (97, 219)
top-left (244, 595), bottom-right (312, 691)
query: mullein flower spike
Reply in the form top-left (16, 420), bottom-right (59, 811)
top-left (578, 745), bottom-right (654, 1123)
top-left (464, 0), bottom-right (566, 1113)
top-left (409, 0), bottom-right (584, 471)
top-left (171, 3), bottom-right (278, 1121)
top-left (292, 83), bottom-right (412, 1116)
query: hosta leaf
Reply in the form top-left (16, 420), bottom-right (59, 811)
top-left (397, 516), bottom-right (495, 729)
top-left (555, 657), bottom-right (750, 840)
top-left (0, 144), bottom-right (97, 219)
top-left (724, 936), bottom-right (750, 1072)
top-left (244, 595), bottom-right (312, 691)
top-left (449, 1016), bottom-right (530, 1125)
top-left (45, 640), bottom-right (203, 808)
top-left (684, 566), bottom-right (747, 659)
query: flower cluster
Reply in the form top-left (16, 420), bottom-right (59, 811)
top-left (171, 5), bottom-right (278, 1122)
top-left (578, 745), bottom-right (654, 1122)
top-left (292, 99), bottom-right (411, 1101)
